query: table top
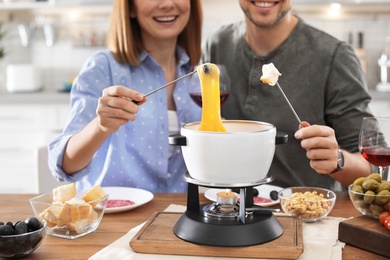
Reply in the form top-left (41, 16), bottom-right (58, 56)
top-left (1, 192), bottom-right (388, 260)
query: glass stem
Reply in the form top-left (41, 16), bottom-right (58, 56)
top-left (379, 166), bottom-right (389, 181)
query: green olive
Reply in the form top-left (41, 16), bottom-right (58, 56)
top-left (363, 190), bottom-right (376, 204)
top-left (362, 179), bottom-right (380, 191)
top-left (359, 204), bottom-right (371, 214)
top-left (376, 181), bottom-right (390, 193)
top-left (367, 173), bottom-right (382, 183)
top-left (375, 190), bottom-right (390, 205)
top-left (353, 198), bottom-right (369, 209)
top-left (370, 204), bottom-right (385, 215)
top-left (353, 177), bottom-right (366, 186)
top-left (351, 185), bottom-right (364, 199)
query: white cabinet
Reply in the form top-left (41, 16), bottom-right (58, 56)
top-left (0, 0), bottom-right (113, 11)
top-left (0, 102), bottom-right (70, 194)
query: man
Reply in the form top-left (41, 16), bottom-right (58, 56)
top-left (203, 0), bottom-right (373, 191)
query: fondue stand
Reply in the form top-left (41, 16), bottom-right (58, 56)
top-left (171, 131), bottom-right (288, 247)
top-left (174, 175), bottom-right (283, 246)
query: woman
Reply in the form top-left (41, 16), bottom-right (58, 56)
top-left (48, 0), bottom-right (203, 193)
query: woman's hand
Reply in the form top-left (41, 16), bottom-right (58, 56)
top-left (62, 86), bottom-right (145, 174)
top-left (294, 121), bottom-right (339, 174)
top-left (97, 86), bottom-right (146, 133)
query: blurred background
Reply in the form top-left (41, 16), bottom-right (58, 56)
top-left (0, 0), bottom-right (389, 193)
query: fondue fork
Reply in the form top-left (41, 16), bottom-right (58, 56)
top-left (133, 70), bottom-right (197, 104)
top-left (246, 207), bottom-right (280, 213)
top-left (275, 82), bottom-right (302, 125)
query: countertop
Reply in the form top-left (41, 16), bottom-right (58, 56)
top-left (0, 90), bottom-right (70, 104)
top-left (1, 192), bottom-right (388, 260)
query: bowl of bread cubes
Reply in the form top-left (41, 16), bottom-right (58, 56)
top-left (279, 186), bottom-right (336, 222)
top-left (29, 183), bottom-right (109, 239)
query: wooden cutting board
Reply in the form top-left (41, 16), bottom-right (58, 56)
top-left (338, 215), bottom-right (390, 257)
top-left (130, 212), bottom-right (303, 259)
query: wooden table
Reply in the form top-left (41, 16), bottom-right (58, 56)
top-left (1, 192), bottom-right (388, 260)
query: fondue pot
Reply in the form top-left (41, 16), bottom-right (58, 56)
top-left (169, 120), bottom-right (287, 184)
top-left (169, 120), bottom-right (288, 247)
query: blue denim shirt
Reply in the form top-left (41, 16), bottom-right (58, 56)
top-left (48, 48), bottom-right (201, 193)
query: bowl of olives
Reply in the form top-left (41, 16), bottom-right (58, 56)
top-left (349, 173), bottom-right (390, 218)
top-left (0, 217), bottom-right (46, 258)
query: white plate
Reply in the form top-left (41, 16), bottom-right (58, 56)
top-left (204, 184), bottom-right (283, 207)
top-left (103, 187), bottom-right (154, 213)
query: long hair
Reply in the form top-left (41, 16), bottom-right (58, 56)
top-left (107, 0), bottom-right (202, 67)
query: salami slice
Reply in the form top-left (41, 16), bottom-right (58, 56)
top-left (253, 197), bottom-right (272, 204)
top-left (106, 199), bottom-right (135, 208)
top-left (237, 197), bottom-right (272, 204)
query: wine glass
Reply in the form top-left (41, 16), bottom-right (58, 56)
top-left (187, 64), bottom-right (230, 107)
top-left (359, 117), bottom-right (390, 180)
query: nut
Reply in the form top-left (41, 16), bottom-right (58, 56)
top-left (282, 191), bottom-right (332, 219)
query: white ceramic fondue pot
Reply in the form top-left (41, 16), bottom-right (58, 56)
top-left (169, 120), bottom-right (287, 184)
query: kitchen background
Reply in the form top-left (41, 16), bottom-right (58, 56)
top-left (0, 0), bottom-right (390, 193)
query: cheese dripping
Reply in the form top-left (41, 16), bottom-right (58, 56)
top-left (260, 63), bottom-right (281, 86)
top-left (197, 63), bottom-right (227, 132)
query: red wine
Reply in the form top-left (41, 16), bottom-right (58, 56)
top-left (361, 147), bottom-right (390, 167)
top-left (189, 91), bottom-right (230, 107)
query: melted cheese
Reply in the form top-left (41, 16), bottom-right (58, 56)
top-left (197, 63), bottom-right (227, 132)
top-left (260, 63), bottom-right (281, 86)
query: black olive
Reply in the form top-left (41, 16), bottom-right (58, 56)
top-left (0, 224), bottom-right (14, 236)
top-left (5, 221), bottom-right (13, 228)
top-left (13, 221), bottom-right (21, 228)
top-left (0, 222), bottom-right (4, 226)
top-left (29, 232), bottom-right (43, 248)
top-left (270, 190), bottom-right (279, 201)
top-left (14, 221), bottom-right (28, 235)
top-left (25, 217), bottom-right (42, 231)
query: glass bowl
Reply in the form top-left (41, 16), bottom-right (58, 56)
top-left (0, 217), bottom-right (46, 259)
top-left (29, 192), bottom-right (108, 239)
top-left (348, 183), bottom-right (390, 218)
top-left (279, 186), bottom-right (336, 222)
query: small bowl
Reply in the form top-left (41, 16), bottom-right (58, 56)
top-left (29, 192), bottom-right (108, 239)
top-left (0, 217), bottom-right (46, 259)
top-left (348, 183), bottom-right (390, 218)
top-left (279, 186), bottom-right (336, 222)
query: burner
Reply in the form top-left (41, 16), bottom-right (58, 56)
top-left (202, 202), bottom-right (240, 219)
top-left (173, 181), bottom-right (284, 247)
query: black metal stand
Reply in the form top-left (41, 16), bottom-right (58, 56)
top-left (173, 182), bottom-right (284, 247)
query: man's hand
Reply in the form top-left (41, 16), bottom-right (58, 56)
top-left (295, 121), bottom-right (339, 174)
